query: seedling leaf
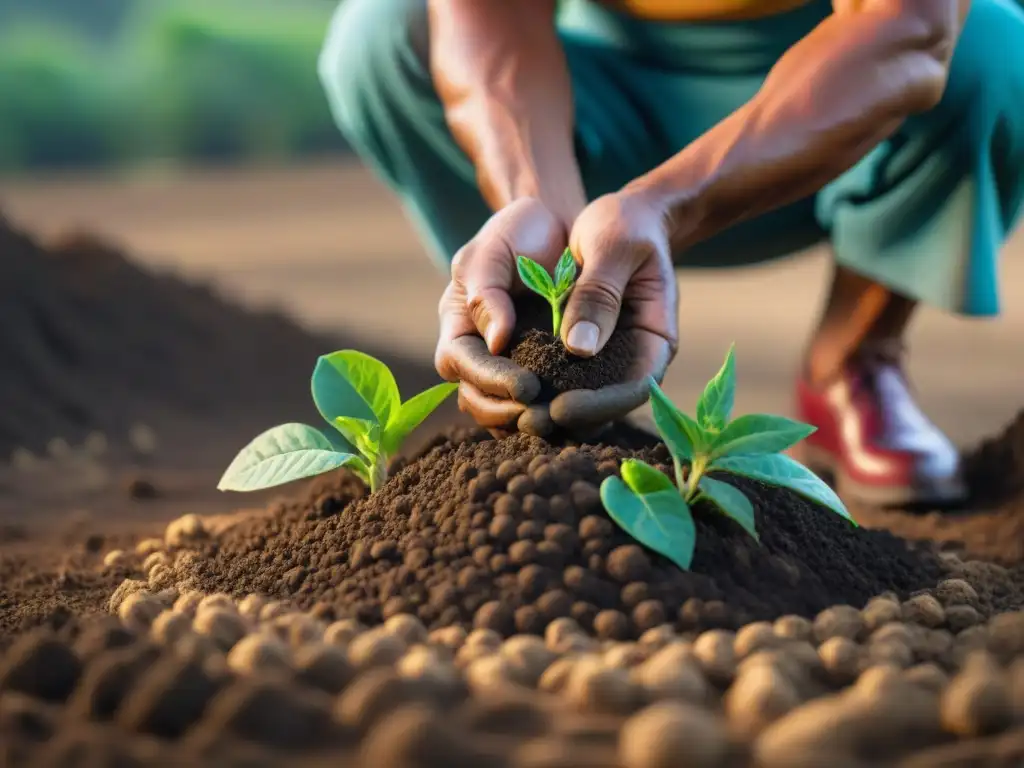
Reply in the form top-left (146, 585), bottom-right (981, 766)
top-left (620, 459), bottom-right (675, 495)
top-left (649, 378), bottom-right (704, 462)
top-left (696, 344), bottom-right (736, 430)
top-left (217, 423), bottom-right (360, 492)
top-left (600, 476), bottom-right (696, 570)
top-left (313, 350), bottom-right (399, 428)
top-left (516, 255), bottom-right (556, 298)
top-left (334, 416), bottom-right (380, 459)
top-left (697, 475), bottom-right (758, 541)
top-left (382, 381), bottom-right (458, 456)
top-left (713, 453), bottom-right (855, 524)
top-left (710, 414), bottom-right (816, 459)
top-left (553, 249), bottom-right (577, 296)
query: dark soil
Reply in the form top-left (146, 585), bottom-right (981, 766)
top-left (170, 426), bottom-right (947, 636)
top-left (850, 408), bottom-right (1024, 567)
top-left (962, 409), bottom-right (1024, 508)
top-left (508, 295), bottom-right (634, 400)
top-left (0, 214), bottom-right (331, 457)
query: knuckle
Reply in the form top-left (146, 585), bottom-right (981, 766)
top-left (450, 244), bottom-right (474, 277)
top-left (576, 279), bottom-right (623, 314)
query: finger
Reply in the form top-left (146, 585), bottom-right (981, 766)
top-left (458, 381), bottom-right (527, 430)
top-left (560, 249), bottom-right (637, 358)
top-left (549, 379), bottom-right (650, 430)
top-left (550, 332), bottom-right (672, 429)
top-left (444, 336), bottom-right (541, 403)
top-left (460, 201), bottom-right (565, 354)
top-left (517, 405), bottom-right (555, 438)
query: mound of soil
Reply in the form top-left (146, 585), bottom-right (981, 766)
top-left (0, 213), bottom-right (332, 457)
top-left (167, 427), bottom-right (946, 636)
top-left (508, 296), bottom-right (634, 400)
top-left (851, 408), bottom-right (1024, 567)
top-left (963, 409), bottom-right (1024, 508)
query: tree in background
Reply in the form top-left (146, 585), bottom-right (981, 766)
top-left (0, 0), bottom-right (347, 171)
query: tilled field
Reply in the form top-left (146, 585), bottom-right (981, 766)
top-left (3, 418), bottom-right (1024, 768)
top-left (4, 210), bottom-right (1024, 767)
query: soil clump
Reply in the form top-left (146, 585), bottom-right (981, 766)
top-left (508, 296), bottom-right (634, 400)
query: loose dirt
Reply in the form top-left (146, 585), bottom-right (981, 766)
top-left (164, 427), bottom-right (949, 636)
top-left (509, 297), bottom-right (634, 399)
top-left (4, 214), bottom-right (1024, 767)
top-left (0, 214), bottom-right (337, 459)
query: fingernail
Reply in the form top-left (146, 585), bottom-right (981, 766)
top-left (485, 325), bottom-right (500, 354)
top-left (567, 321), bottom-right (599, 356)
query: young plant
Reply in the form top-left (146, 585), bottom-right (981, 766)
top-left (516, 248), bottom-right (578, 336)
top-left (218, 350), bottom-right (456, 494)
top-left (600, 344), bottom-right (854, 570)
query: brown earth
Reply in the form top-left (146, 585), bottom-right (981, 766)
top-left (3, 203), bottom-right (1024, 766)
top-left (509, 296), bottom-right (635, 399)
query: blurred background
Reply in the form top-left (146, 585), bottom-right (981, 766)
top-left (0, 0), bottom-right (345, 172)
top-left (0, 0), bottom-right (1021, 487)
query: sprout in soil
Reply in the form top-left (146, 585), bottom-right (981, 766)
top-left (516, 248), bottom-right (578, 336)
top-left (218, 350), bottom-right (457, 494)
top-left (599, 344), bottom-right (855, 570)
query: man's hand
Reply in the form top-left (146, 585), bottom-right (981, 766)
top-left (519, 190), bottom-right (678, 436)
top-left (435, 198), bottom-right (567, 435)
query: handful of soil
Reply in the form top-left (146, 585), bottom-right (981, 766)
top-left (507, 295), bottom-right (634, 402)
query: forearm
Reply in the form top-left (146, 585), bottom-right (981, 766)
top-left (427, 0), bottom-right (586, 228)
top-left (630, 0), bottom-right (968, 250)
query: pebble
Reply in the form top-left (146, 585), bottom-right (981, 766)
top-left (619, 702), bottom-right (731, 768)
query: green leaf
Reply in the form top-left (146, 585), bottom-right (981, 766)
top-left (312, 350), bottom-right (399, 429)
top-left (600, 476), bottom-right (697, 570)
top-left (649, 378), bottom-right (705, 462)
top-left (382, 381), bottom-right (458, 456)
top-left (516, 254), bottom-right (556, 299)
top-left (334, 416), bottom-right (380, 460)
top-left (620, 459), bottom-right (675, 495)
top-left (553, 248), bottom-right (577, 296)
top-left (697, 344), bottom-right (736, 430)
top-left (698, 475), bottom-right (758, 541)
top-left (710, 414), bottom-right (816, 459)
top-left (713, 453), bottom-right (856, 524)
top-left (217, 423), bottom-right (360, 492)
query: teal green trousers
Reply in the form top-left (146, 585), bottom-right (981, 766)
top-left (319, 0), bottom-right (1024, 316)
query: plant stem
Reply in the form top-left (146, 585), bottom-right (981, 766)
top-left (684, 456), bottom-right (707, 503)
top-left (368, 458), bottom-right (388, 493)
top-left (551, 301), bottom-right (563, 337)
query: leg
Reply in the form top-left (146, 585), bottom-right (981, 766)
top-left (317, 0), bottom-right (677, 270)
top-left (797, 0), bottom-right (1024, 505)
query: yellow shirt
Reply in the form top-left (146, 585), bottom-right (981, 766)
top-left (599, 0), bottom-right (814, 21)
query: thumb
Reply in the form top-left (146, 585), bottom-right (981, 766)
top-left (560, 256), bottom-right (633, 358)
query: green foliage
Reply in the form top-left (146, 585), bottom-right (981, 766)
top-left (516, 249), bottom-right (578, 336)
top-left (220, 350), bottom-right (456, 494)
top-left (217, 423), bottom-right (362, 493)
top-left (600, 460), bottom-right (696, 571)
top-left (0, 26), bottom-right (116, 170)
top-left (600, 345), bottom-right (854, 571)
top-left (0, 0), bottom-right (344, 171)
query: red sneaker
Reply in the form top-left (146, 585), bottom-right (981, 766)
top-left (795, 342), bottom-right (966, 506)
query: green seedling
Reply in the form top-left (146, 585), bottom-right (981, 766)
top-left (516, 248), bottom-right (578, 336)
top-left (218, 350), bottom-right (456, 494)
top-left (600, 344), bottom-right (854, 570)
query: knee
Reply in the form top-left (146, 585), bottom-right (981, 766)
top-left (318, 0), bottom-right (430, 142)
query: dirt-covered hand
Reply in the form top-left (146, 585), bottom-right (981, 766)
top-left (519, 190), bottom-right (679, 436)
top-left (435, 198), bottom-right (569, 434)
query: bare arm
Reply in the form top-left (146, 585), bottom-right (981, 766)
top-left (427, 0), bottom-right (587, 228)
top-left (628, 0), bottom-right (971, 249)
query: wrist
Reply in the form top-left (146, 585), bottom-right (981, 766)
top-left (620, 174), bottom-right (707, 251)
